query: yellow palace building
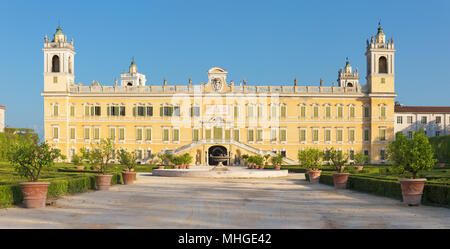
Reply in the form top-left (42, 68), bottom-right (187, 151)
top-left (42, 25), bottom-right (396, 165)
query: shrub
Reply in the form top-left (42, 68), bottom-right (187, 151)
top-left (428, 135), bottom-right (450, 164)
top-left (117, 148), bottom-right (137, 171)
top-left (323, 148), bottom-right (348, 173)
top-left (298, 148), bottom-right (323, 170)
top-left (354, 152), bottom-right (369, 166)
top-left (387, 130), bottom-right (437, 179)
top-left (271, 154), bottom-right (283, 166)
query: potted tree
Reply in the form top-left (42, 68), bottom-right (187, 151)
top-left (91, 138), bottom-right (116, 190)
top-left (172, 156), bottom-right (181, 169)
top-left (387, 130), bottom-right (436, 206)
top-left (8, 141), bottom-right (62, 208)
top-left (324, 148), bottom-right (349, 189)
top-left (299, 148), bottom-right (323, 184)
top-left (117, 148), bottom-right (137, 185)
top-left (271, 154), bottom-right (283, 170)
top-left (182, 153), bottom-right (193, 169)
top-left (72, 153), bottom-right (84, 170)
top-left (353, 152), bottom-right (369, 171)
top-left (254, 155), bottom-right (264, 169)
top-left (241, 154), bottom-right (249, 167)
top-left (264, 154), bottom-right (271, 166)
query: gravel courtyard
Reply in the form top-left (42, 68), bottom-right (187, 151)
top-left (0, 173), bottom-right (449, 229)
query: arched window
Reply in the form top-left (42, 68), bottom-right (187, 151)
top-left (378, 56), bottom-right (387, 74)
top-left (52, 55), bottom-right (60, 72)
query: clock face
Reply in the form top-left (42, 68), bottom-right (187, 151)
top-left (212, 78), bottom-right (223, 92)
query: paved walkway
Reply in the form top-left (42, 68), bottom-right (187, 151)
top-left (0, 173), bottom-right (449, 228)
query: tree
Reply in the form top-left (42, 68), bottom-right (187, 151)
top-left (271, 154), bottom-right (283, 166)
top-left (81, 138), bottom-right (116, 174)
top-left (117, 148), bottom-right (137, 171)
top-left (387, 129), bottom-right (436, 179)
top-left (7, 141), bottom-right (62, 182)
top-left (353, 152), bottom-right (369, 166)
top-left (298, 148), bottom-right (323, 170)
top-left (324, 148), bottom-right (348, 173)
top-left (71, 153), bottom-right (83, 166)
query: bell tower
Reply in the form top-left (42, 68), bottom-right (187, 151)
top-left (365, 24), bottom-right (395, 93)
top-left (43, 26), bottom-right (76, 92)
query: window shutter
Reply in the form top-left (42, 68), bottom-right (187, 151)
top-left (133, 107), bottom-right (137, 116)
top-left (107, 106), bottom-right (110, 116)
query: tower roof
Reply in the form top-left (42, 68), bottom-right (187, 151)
top-left (55, 26), bottom-right (63, 35)
top-left (129, 59), bottom-right (138, 73)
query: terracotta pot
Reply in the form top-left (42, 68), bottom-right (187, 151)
top-left (19, 182), bottom-right (51, 208)
top-left (95, 174), bottom-right (113, 190)
top-left (308, 170), bottom-right (322, 184)
top-left (274, 165), bottom-right (281, 170)
top-left (122, 171), bottom-right (136, 185)
top-left (398, 179), bottom-right (427, 206)
top-left (158, 166), bottom-right (165, 170)
top-left (260, 165), bottom-right (265, 169)
top-left (248, 165), bottom-right (252, 169)
top-left (186, 164), bottom-right (190, 169)
top-left (438, 163), bottom-right (445, 168)
top-left (332, 173), bottom-right (350, 189)
top-left (174, 165), bottom-right (179, 169)
top-left (354, 166), bottom-right (364, 171)
top-left (94, 165), bottom-right (101, 170)
top-left (75, 165), bottom-right (85, 170)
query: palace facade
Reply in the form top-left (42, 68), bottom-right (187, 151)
top-left (42, 26), bottom-right (397, 165)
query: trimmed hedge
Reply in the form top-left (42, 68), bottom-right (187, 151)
top-left (0, 173), bottom-right (123, 208)
top-left (429, 135), bottom-right (450, 164)
top-left (305, 172), bottom-right (450, 208)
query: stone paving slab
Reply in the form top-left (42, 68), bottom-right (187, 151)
top-left (0, 173), bottom-right (449, 228)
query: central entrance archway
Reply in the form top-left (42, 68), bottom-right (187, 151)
top-left (208, 145), bottom-right (228, 166)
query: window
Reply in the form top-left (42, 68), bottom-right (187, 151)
top-left (70, 127), bottom-right (75, 139)
top-left (53, 76), bottom-right (58, 83)
top-left (280, 129), bottom-right (287, 142)
top-left (271, 104), bottom-right (277, 119)
top-left (119, 128), bottom-right (125, 141)
top-left (379, 56), bottom-right (387, 74)
top-left (349, 106), bottom-right (355, 119)
top-left (70, 105), bottom-right (75, 117)
top-left (258, 105), bottom-right (263, 119)
top-left (421, 116), bottom-right (427, 124)
top-left (205, 129), bottom-right (211, 141)
top-left (191, 106), bottom-right (200, 117)
top-left (256, 129), bottom-right (263, 142)
top-left (108, 106), bottom-right (120, 116)
top-left (337, 105), bottom-right (343, 119)
top-left (247, 105), bottom-right (254, 119)
top-left (364, 106), bottom-right (370, 118)
top-left (407, 116), bottom-right (413, 124)
top-left (300, 105), bottom-right (306, 119)
top-left (94, 106), bottom-right (101, 116)
top-left (213, 127), bottom-right (223, 140)
top-left (313, 105), bottom-right (319, 119)
top-left (120, 106), bottom-right (126, 116)
top-left (52, 55), bottom-right (60, 72)
top-left (53, 104), bottom-right (59, 116)
top-left (225, 129), bottom-right (231, 141)
top-left (397, 116), bottom-right (403, 124)
top-left (109, 127), bottom-right (115, 140)
top-left (408, 131), bottom-right (413, 139)
top-left (349, 150), bottom-right (355, 160)
top-left (93, 127), bottom-right (99, 140)
top-left (436, 131), bottom-right (441, 136)
top-left (380, 105), bottom-right (386, 118)
top-left (364, 129), bottom-right (370, 141)
top-left (145, 128), bottom-right (152, 141)
top-left (163, 129), bottom-right (170, 141)
top-left (173, 106), bottom-right (180, 117)
top-left (436, 116), bottom-right (441, 124)
top-left (136, 128), bottom-right (143, 141)
top-left (136, 150), bottom-right (142, 160)
top-left (380, 149), bottom-right (386, 160)
top-left (300, 129), bottom-right (306, 142)
top-left (84, 105), bottom-right (90, 116)
top-left (146, 106), bottom-right (153, 116)
top-left (233, 106), bottom-right (238, 119)
top-left (193, 129), bottom-right (199, 141)
top-left (160, 106), bottom-right (173, 117)
top-left (380, 128), bottom-right (386, 141)
top-left (325, 105), bottom-right (331, 119)
top-left (381, 78), bottom-right (385, 84)
top-left (271, 128), bottom-right (277, 142)
top-left (325, 129), bottom-right (331, 142)
top-left (337, 129), bottom-right (343, 142)
top-left (173, 129), bottom-right (179, 141)
top-left (349, 129), bottom-right (355, 142)
top-left (280, 104), bottom-right (286, 119)
top-left (247, 129), bottom-right (254, 141)
top-left (233, 129), bottom-right (239, 141)
top-left (52, 127), bottom-right (59, 139)
top-left (84, 127), bottom-right (90, 139)
top-left (312, 129), bottom-right (319, 142)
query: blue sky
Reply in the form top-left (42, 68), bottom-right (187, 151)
top-left (1, 0), bottom-right (449, 139)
